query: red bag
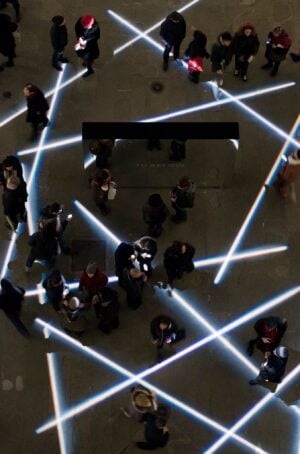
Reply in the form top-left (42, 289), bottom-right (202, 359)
top-left (188, 57), bottom-right (203, 73)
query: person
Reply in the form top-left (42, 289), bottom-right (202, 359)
top-left (60, 294), bottom-right (87, 337)
top-left (92, 286), bottom-right (120, 334)
top-left (114, 242), bottom-right (136, 288)
top-left (136, 405), bottom-right (170, 450)
top-left (0, 13), bottom-right (17, 67)
top-left (91, 168), bottom-right (113, 215)
top-left (122, 266), bottom-right (147, 310)
top-left (232, 23), bottom-right (260, 81)
top-left (0, 155), bottom-right (24, 187)
top-left (211, 32), bottom-right (233, 87)
top-left (2, 176), bottom-right (27, 231)
top-left (249, 346), bottom-right (289, 385)
top-left (184, 29), bottom-right (209, 83)
top-left (25, 222), bottom-right (59, 271)
top-left (0, 278), bottom-right (29, 337)
top-left (0, 0), bottom-right (20, 22)
top-left (133, 236), bottom-right (157, 277)
top-left (150, 315), bottom-right (185, 361)
top-left (42, 269), bottom-right (67, 311)
top-left (50, 15), bottom-right (69, 71)
top-left (261, 26), bottom-right (291, 76)
top-left (75, 14), bottom-right (100, 77)
top-left (121, 385), bottom-right (158, 421)
top-left (142, 194), bottom-right (169, 238)
top-left (170, 176), bottom-right (196, 222)
top-left (23, 83), bottom-right (49, 140)
top-left (39, 202), bottom-right (71, 254)
top-left (274, 149), bottom-right (300, 198)
top-left (78, 262), bottom-right (108, 304)
top-left (247, 316), bottom-right (287, 357)
top-left (170, 139), bottom-right (186, 161)
top-left (160, 11), bottom-right (186, 71)
top-left (89, 139), bottom-right (115, 169)
top-left (163, 241), bottom-right (195, 291)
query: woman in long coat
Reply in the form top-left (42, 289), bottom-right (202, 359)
top-left (75, 14), bottom-right (100, 77)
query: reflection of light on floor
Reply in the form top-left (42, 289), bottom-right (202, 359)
top-left (0, 231), bottom-right (18, 279)
top-left (17, 134), bottom-right (82, 157)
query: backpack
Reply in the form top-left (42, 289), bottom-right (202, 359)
top-left (182, 180), bottom-right (196, 208)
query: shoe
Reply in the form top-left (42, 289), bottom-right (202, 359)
top-left (175, 59), bottom-right (183, 66)
top-left (82, 69), bottom-right (94, 78)
top-left (261, 63), bottom-right (272, 70)
top-left (4, 61), bottom-right (14, 67)
top-left (270, 69), bottom-right (278, 77)
top-left (163, 61), bottom-right (168, 71)
top-left (249, 379), bottom-right (258, 385)
top-left (53, 65), bottom-right (63, 71)
top-left (234, 69), bottom-right (239, 76)
top-left (242, 75), bottom-right (247, 82)
top-left (60, 57), bottom-right (69, 63)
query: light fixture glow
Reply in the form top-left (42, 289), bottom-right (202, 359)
top-left (17, 135), bottom-right (82, 157)
top-left (214, 117), bottom-right (300, 285)
top-left (0, 232), bottom-right (17, 279)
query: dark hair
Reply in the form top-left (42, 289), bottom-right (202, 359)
top-left (148, 193), bottom-right (163, 207)
top-left (50, 202), bottom-right (62, 214)
top-left (236, 23), bottom-right (257, 36)
top-left (24, 83), bottom-right (39, 96)
top-left (178, 176), bottom-right (190, 189)
top-left (220, 32), bottom-right (232, 41)
top-left (168, 11), bottom-right (182, 22)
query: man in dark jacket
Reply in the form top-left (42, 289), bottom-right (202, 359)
top-left (134, 236), bottom-right (157, 277)
top-left (0, 279), bottom-right (29, 337)
top-left (42, 269), bottom-right (66, 311)
top-left (23, 83), bottom-right (49, 140)
top-left (136, 405), bottom-right (170, 450)
top-left (25, 222), bottom-right (58, 271)
top-left (247, 316), bottom-right (287, 357)
top-left (40, 202), bottom-right (70, 254)
top-left (211, 32), bottom-right (233, 87)
top-left (163, 241), bottom-right (195, 292)
top-left (0, 155), bottom-right (24, 188)
top-left (0, 13), bottom-right (17, 67)
top-left (2, 175), bottom-right (27, 231)
top-left (150, 314), bottom-right (185, 361)
top-left (142, 194), bottom-right (169, 238)
top-left (92, 286), bottom-right (120, 334)
top-left (249, 346), bottom-right (288, 385)
top-left (170, 176), bottom-right (196, 222)
top-left (114, 242), bottom-right (136, 287)
top-left (233, 23), bottom-right (260, 81)
top-left (75, 14), bottom-right (100, 77)
top-left (0, 1), bottom-right (20, 22)
top-left (89, 139), bottom-right (115, 169)
top-left (160, 11), bottom-right (186, 71)
top-left (50, 15), bottom-right (69, 71)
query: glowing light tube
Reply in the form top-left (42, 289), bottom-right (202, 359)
top-left (35, 319), bottom-right (267, 454)
top-left (112, 0), bottom-right (202, 55)
top-left (35, 284), bottom-right (300, 433)
top-left (74, 200), bottom-right (121, 247)
top-left (17, 135), bottom-right (81, 157)
top-left (46, 353), bottom-right (68, 454)
top-left (214, 116), bottom-right (300, 285)
top-left (0, 232), bottom-right (17, 279)
top-left (206, 365), bottom-right (300, 453)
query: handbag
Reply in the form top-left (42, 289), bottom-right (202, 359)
top-left (107, 181), bottom-right (117, 200)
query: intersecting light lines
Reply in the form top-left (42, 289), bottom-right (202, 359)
top-left (46, 353), bottom-right (68, 454)
top-left (35, 285), bottom-right (300, 433)
top-left (214, 115), bottom-right (300, 285)
top-left (35, 319), bottom-right (267, 454)
top-left (206, 365), bottom-right (300, 453)
top-left (112, 0), bottom-right (203, 55)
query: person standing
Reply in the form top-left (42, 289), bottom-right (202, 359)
top-left (42, 269), bottom-right (67, 311)
top-left (142, 194), bottom-right (169, 238)
top-left (114, 242), bottom-right (136, 288)
top-left (170, 139), bottom-right (186, 161)
top-left (60, 295), bottom-right (88, 338)
top-left (163, 241), bottom-right (195, 292)
top-left (261, 26), bottom-right (291, 76)
top-left (25, 222), bottom-right (59, 271)
top-left (0, 279), bottom-right (29, 338)
top-left (150, 314), bottom-right (185, 362)
top-left (160, 11), bottom-right (186, 71)
top-left (90, 168), bottom-right (114, 215)
top-left (170, 176), bottom-right (196, 222)
top-left (40, 202), bottom-right (71, 254)
top-left (233, 23), bottom-right (260, 81)
top-left (274, 149), bottom-right (300, 198)
top-left (92, 287), bottom-right (120, 334)
top-left (23, 83), bottom-right (49, 140)
top-left (78, 262), bottom-right (108, 304)
top-left (136, 405), bottom-right (170, 450)
top-left (0, 13), bottom-right (17, 67)
top-left (2, 175), bottom-right (27, 231)
top-left (121, 385), bottom-right (158, 421)
top-left (247, 316), bottom-right (287, 357)
top-left (249, 346), bottom-right (288, 385)
top-left (50, 15), bottom-right (69, 71)
top-left (211, 32), bottom-right (233, 87)
top-left (75, 14), bottom-right (100, 77)
top-left (0, 0), bottom-right (20, 22)
top-left (0, 155), bottom-right (24, 187)
top-left (88, 139), bottom-right (115, 169)
top-left (122, 267), bottom-right (147, 310)
top-left (133, 236), bottom-right (157, 277)
top-left (184, 29), bottom-right (209, 84)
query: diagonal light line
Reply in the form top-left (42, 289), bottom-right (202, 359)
top-left (17, 135), bottom-right (82, 157)
top-left (0, 232), bottom-right (17, 279)
top-left (214, 116), bottom-right (300, 285)
top-left (112, 0), bottom-right (203, 55)
top-left (35, 284), bottom-right (300, 434)
top-left (35, 319), bottom-right (267, 454)
top-left (206, 365), bottom-right (300, 453)
top-left (46, 353), bottom-right (68, 454)
top-left (0, 70), bottom-right (86, 129)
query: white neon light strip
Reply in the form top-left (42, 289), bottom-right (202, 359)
top-left (206, 365), bottom-right (300, 453)
top-left (47, 353), bottom-right (67, 454)
top-left (214, 116), bottom-right (300, 285)
top-left (17, 135), bottom-right (82, 157)
top-left (112, 0), bottom-right (202, 55)
top-left (36, 319), bottom-right (267, 453)
top-left (35, 284), bottom-right (300, 433)
top-left (0, 232), bottom-right (17, 279)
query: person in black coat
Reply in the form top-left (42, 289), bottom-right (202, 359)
top-left (0, 278), bottom-right (29, 337)
top-left (211, 32), bottom-right (233, 87)
top-left (0, 155), bottom-right (24, 188)
top-left (114, 242), bottom-right (136, 287)
top-left (136, 405), bottom-right (170, 450)
top-left (42, 269), bottom-right (66, 311)
top-left (2, 175), bottom-right (27, 231)
top-left (25, 222), bottom-right (59, 271)
top-left (150, 314), bottom-right (185, 361)
top-left (39, 202), bottom-right (71, 254)
top-left (184, 29), bottom-right (209, 83)
top-left (233, 23), bottom-right (260, 81)
top-left (0, 1), bottom-right (20, 22)
top-left (75, 14), bottom-right (100, 77)
top-left (163, 241), bottom-right (195, 290)
top-left (249, 346), bottom-right (288, 385)
top-left (160, 11), bottom-right (186, 71)
top-left (0, 13), bottom-right (17, 67)
top-left (134, 236), bottom-right (157, 277)
top-left (170, 176), bottom-right (196, 222)
top-left (23, 83), bottom-right (49, 140)
top-left (50, 15), bottom-right (69, 71)
top-left (89, 139), bottom-right (115, 169)
top-left (92, 286), bottom-right (120, 334)
top-left (246, 316), bottom-right (287, 357)
top-left (142, 194), bottom-right (169, 238)
top-left (122, 267), bottom-right (147, 310)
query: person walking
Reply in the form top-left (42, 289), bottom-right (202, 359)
top-left (75, 14), bottom-right (100, 77)
top-left (40, 202), bottom-right (71, 254)
top-left (274, 149), bottom-right (300, 198)
top-left (170, 176), bottom-right (196, 222)
top-left (211, 32), bottom-right (233, 87)
top-left (92, 287), bottom-right (120, 334)
top-left (50, 15), bottom-right (69, 71)
top-left (23, 83), bottom-right (49, 140)
top-left (142, 194), bottom-right (169, 238)
top-left (233, 23), bottom-right (260, 81)
top-left (249, 346), bottom-right (288, 385)
top-left (184, 29), bottom-right (209, 84)
top-left (261, 26), bottom-right (291, 76)
top-left (135, 405), bottom-right (170, 450)
top-left (78, 261), bottom-right (108, 304)
top-left (2, 175), bottom-right (27, 231)
top-left (0, 0), bottom-right (20, 22)
top-left (0, 279), bottom-right (29, 337)
top-left (42, 269), bottom-right (67, 311)
top-left (121, 385), bottom-right (158, 421)
top-left (247, 316), bottom-right (287, 357)
top-left (160, 11), bottom-right (186, 71)
top-left (0, 12), bottom-right (17, 67)
top-left (163, 240), bottom-right (195, 293)
top-left (150, 314), bottom-right (185, 362)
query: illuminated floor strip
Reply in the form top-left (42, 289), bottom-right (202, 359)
top-left (17, 135), bottom-right (82, 157)
top-left (35, 319), bottom-right (267, 454)
top-left (206, 365), bottom-right (300, 453)
top-left (47, 353), bottom-right (68, 454)
top-left (0, 231), bottom-right (18, 279)
top-left (214, 116), bottom-right (300, 285)
top-left (35, 285), bottom-right (299, 433)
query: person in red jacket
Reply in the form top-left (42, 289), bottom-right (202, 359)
top-left (78, 261), bottom-right (108, 303)
top-left (261, 26), bottom-right (292, 76)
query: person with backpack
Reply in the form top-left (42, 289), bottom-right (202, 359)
top-left (170, 176), bottom-right (196, 222)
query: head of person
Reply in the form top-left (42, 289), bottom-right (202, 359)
top-left (272, 26), bottom-right (283, 37)
top-left (81, 14), bottom-right (95, 29)
top-left (89, 140), bottom-right (101, 154)
top-left (50, 202), bottom-right (63, 215)
top-left (95, 169), bottom-right (111, 185)
top-left (2, 156), bottom-right (17, 171)
top-left (49, 270), bottom-right (63, 287)
top-left (171, 240), bottom-right (184, 255)
top-left (85, 262), bottom-right (98, 278)
top-left (6, 176), bottom-right (20, 190)
top-left (0, 278), bottom-right (13, 292)
top-left (52, 15), bottom-right (65, 27)
top-left (148, 193), bottom-right (163, 207)
top-left (23, 83), bottom-right (38, 98)
top-left (178, 176), bottom-right (190, 190)
top-left (238, 23), bottom-right (256, 37)
top-left (168, 11), bottom-right (181, 24)
top-left (68, 296), bottom-right (80, 312)
top-left (133, 392), bottom-right (153, 411)
top-left (159, 316), bottom-right (171, 331)
top-left (220, 31), bottom-right (232, 46)
top-left (273, 346), bottom-right (288, 359)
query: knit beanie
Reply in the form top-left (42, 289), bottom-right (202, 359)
top-left (81, 15), bottom-right (94, 28)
